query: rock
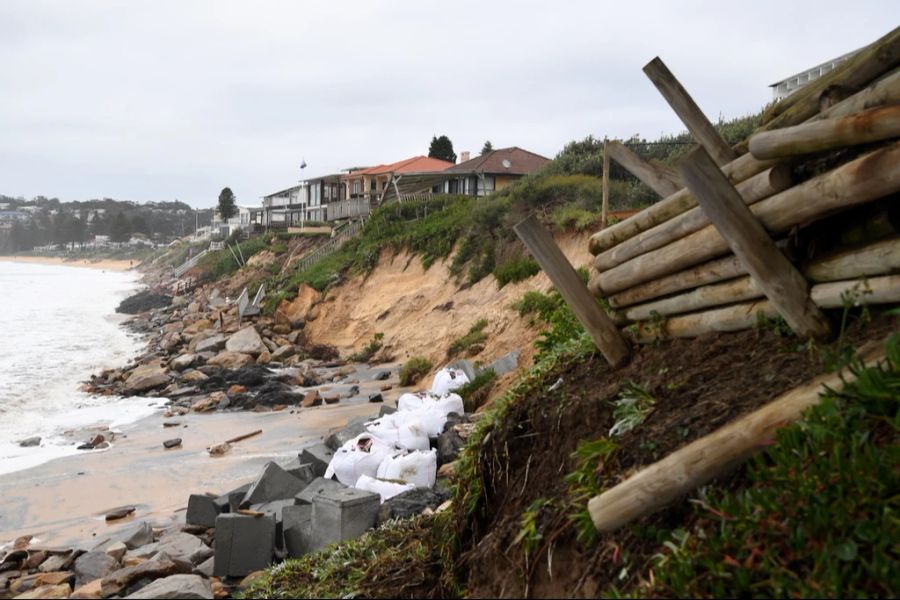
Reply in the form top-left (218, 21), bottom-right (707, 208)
top-left (163, 438), bottom-right (182, 449)
top-left (300, 390), bottom-right (321, 408)
top-left (378, 487), bottom-right (452, 524)
top-left (70, 578), bottom-right (103, 599)
top-left (185, 319), bottom-right (213, 334)
top-left (206, 352), bottom-right (254, 369)
top-left (18, 436), bottom-right (41, 448)
top-left (180, 370), bottom-right (208, 383)
top-left (378, 404), bottom-right (397, 417)
top-left (105, 542), bottom-right (127, 562)
top-left (105, 506), bottom-right (136, 521)
top-left (345, 385), bottom-right (360, 398)
top-left (241, 462), bottom-right (309, 507)
top-left (100, 555), bottom-right (177, 598)
top-left (322, 394), bottom-right (339, 405)
top-left (193, 334), bottom-right (227, 354)
top-left (299, 444), bottom-right (335, 477)
top-left (125, 364), bottom-right (170, 394)
top-left (170, 354), bottom-right (197, 371)
top-left (368, 393), bottom-right (383, 403)
top-left (123, 574), bottom-right (213, 599)
top-left (116, 290), bottom-right (171, 315)
top-left (256, 350), bottom-right (271, 365)
top-left (186, 495), bottom-right (223, 529)
top-left (271, 345), bottom-right (294, 362)
top-left (437, 461), bottom-right (457, 478)
top-left (380, 384), bottom-right (393, 391)
top-left (9, 571), bottom-right (74, 594)
top-left (323, 416), bottom-right (370, 451)
top-left (207, 442), bottom-right (231, 457)
top-left (272, 323), bottom-right (291, 335)
top-left (13, 583), bottom-right (72, 599)
top-left (23, 551), bottom-right (47, 569)
top-left (226, 327), bottom-right (266, 357)
top-left (130, 532), bottom-right (212, 566)
top-left (227, 384), bottom-right (247, 395)
top-left (39, 552), bottom-right (77, 573)
top-left (120, 522), bottom-right (154, 549)
top-left (437, 429), bottom-right (465, 466)
top-left (374, 370), bottom-right (390, 381)
top-left (193, 556), bottom-right (214, 578)
top-left (73, 551), bottom-right (119, 586)
top-left (159, 332), bottom-right (182, 352)
top-left (213, 514), bottom-right (275, 578)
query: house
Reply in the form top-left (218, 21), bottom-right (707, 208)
top-left (339, 156), bottom-right (454, 206)
top-left (260, 183), bottom-right (307, 229)
top-left (769, 48), bottom-right (859, 101)
top-left (379, 147), bottom-right (550, 201)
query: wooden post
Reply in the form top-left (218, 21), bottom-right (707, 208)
top-left (588, 340), bottom-right (885, 532)
top-left (677, 146), bottom-right (831, 340)
top-left (643, 57), bottom-right (737, 166)
top-left (514, 215), bottom-right (630, 366)
top-left (601, 138), bottom-right (610, 229)
top-left (605, 140), bottom-right (682, 197)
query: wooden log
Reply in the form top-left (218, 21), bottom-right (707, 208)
top-left (588, 153), bottom-right (778, 255)
top-left (606, 236), bottom-right (900, 310)
top-left (677, 146), bottom-right (831, 339)
top-left (816, 67), bottom-right (900, 121)
top-left (588, 341), bottom-right (886, 532)
top-left (601, 138), bottom-right (609, 229)
top-left (805, 236), bottom-right (900, 282)
top-left (605, 140), bottom-right (682, 197)
top-left (750, 105), bottom-right (900, 160)
top-left (630, 274), bottom-right (900, 341)
top-left (514, 215), bottom-right (631, 366)
top-left (760, 26), bottom-right (900, 131)
top-left (591, 141), bottom-right (900, 295)
top-left (225, 429), bottom-right (262, 444)
top-left (621, 276), bottom-right (762, 322)
top-left (594, 166), bottom-right (792, 271)
top-left (643, 57), bottom-right (737, 166)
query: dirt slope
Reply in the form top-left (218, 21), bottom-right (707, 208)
top-left (284, 233), bottom-right (593, 369)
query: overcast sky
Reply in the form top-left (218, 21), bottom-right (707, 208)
top-left (1, 1), bottom-right (895, 208)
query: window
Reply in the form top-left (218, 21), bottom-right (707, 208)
top-left (352, 181), bottom-right (361, 195)
top-left (477, 175), bottom-right (495, 196)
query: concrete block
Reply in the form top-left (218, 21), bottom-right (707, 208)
top-left (217, 483), bottom-right (251, 513)
top-left (486, 349), bottom-right (520, 376)
top-left (241, 462), bottom-right (309, 507)
top-left (446, 359), bottom-right (477, 381)
top-left (213, 513), bottom-right (275, 578)
top-left (378, 405), bottom-right (397, 417)
top-left (281, 505), bottom-right (312, 558)
top-left (249, 499), bottom-right (295, 549)
top-left (299, 443), bottom-right (335, 477)
top-left (294, 477), bottom-right (348, 505)
top-left (186, 495), bottom-right (221, 528)
top-left (310, 487), bottom-right (380, 551)
top-left (284, 462), bottom-right (316, 484)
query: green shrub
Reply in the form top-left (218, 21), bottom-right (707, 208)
top-left (447, 319), bottom-right (489, 358)
top-left (348, 333), bottom-right (384, 363)
top-left (456, 369), bottom-right (497, 412)
top-left (399, 356), bottom-right (433, 387)
top-left (550, 205), bottom-right (599, 231)
top-left (512, 291), bottom-right (558, 317)
top-left (493, 257), bottom-right (540, 288)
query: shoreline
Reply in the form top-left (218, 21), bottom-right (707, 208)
top-left (0, 254), bottom-right (136, 272)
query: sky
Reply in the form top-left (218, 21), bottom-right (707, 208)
top-left (0, 1), bottom-right (895, 208)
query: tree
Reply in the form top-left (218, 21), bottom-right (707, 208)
top-left (480, 140), bottom-right (494, 155)
top-left (428, 135), bottom-right (457, 163)
top-left (218, 187), bottom-right (237, 221)
top-left (110, 211), bottom-right (132, 243)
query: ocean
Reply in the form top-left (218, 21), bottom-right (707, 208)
top-left (0, 261), bottom-right (162, 475)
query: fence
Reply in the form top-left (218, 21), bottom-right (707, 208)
top-left (290, 218), bottom-right (366, 274)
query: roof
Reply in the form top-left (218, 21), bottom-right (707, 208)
top-left (444, 147), bottom-right (550, 176)
top-left (262, 183), bottom-right (304, 198)
top-left (768, 48), bottom-right (859, 87)
top-left (348, 155), bottom-right (454, 177)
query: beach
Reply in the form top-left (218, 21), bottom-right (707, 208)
top-left (0, 255), bottom-right (135, 272)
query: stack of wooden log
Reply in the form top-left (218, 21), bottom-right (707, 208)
top-left (587, 26), bottom-right (900, 342)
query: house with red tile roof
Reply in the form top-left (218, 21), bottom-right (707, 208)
top-left (340, 155), bottom-right (455, 205)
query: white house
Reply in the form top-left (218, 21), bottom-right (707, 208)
top-left (769, 49), bottom-right (858, 101)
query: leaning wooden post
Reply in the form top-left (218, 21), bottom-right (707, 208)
top-left (677, 147), bottom-right (832, 340)
top-left (514, 215), bottom-right (630, 366)
top-left (643, 57), bottom-right (737, 166)
top-left (601, 138), bottom-right (610, 229)
top-left (605, 139), bottom-right (682, 197)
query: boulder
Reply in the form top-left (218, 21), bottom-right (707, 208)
top-left (38, 552), bottom-right (77, 573)
top-left (120, 522), bottom-right (154, 550)
top-left (206, 352), bottom-right (254, 370)
top-left (170, 354), bottom-right (197, 371)
top-left (123, 573), bottom-right (213, 599)
top-left (271, 345), bottom-right (295, 362)
top-left (300, 390), bottom-right (321, 408)
top-left (163, 438), bottom-right (182, 449)
top-left (130, 532), bottom-right (212, 566)
top-left (125, 364), bottom-right (170, 394)
top-left (73, 551), bottom-right (118, 586)
top-left (225, 327), bottom-right (266, 357)
top-left (194, 334), bottom-right (227, 354)
top-left (18, 436), bottom-right (41, 448)
top-left (437, 429), bottom-right (466, 466)
top-left (368, 393), bottom-right (383, 403)
top-left (193, 556), bottom-right (214, 578)
top-left (256, 350), bottom-right (271, 365)
top-left (105, 542), bottom-right (127, 562)
top-left (323, 416), bottom-right (370, 451)
top-left (13, 583), bottom-right (72, 599)
top-left (378, 487), bottom-right (452, 524)
top-left (70, 578), bottom-right (103, 599)
top-left (180, 370), bottom-right (208, 383)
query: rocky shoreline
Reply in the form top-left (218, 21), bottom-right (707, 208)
top-left (1, 268), bottom-right (477, 599)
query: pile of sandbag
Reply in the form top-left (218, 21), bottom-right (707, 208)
top-left (323, 367), bottom-right (469, 501)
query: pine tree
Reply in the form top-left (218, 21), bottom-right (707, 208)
top-left (428, 135), bottom-right (457, 163)
top-left (480, 140), bottom-right (494, 155)
top-left (217, 187), bottom-right (238, 221)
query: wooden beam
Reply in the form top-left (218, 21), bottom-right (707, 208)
top-left (605, 140), bottom-right (682, 197)
top-left (591, 142), bottom-right (900, 295)
top-left (750, 105), bottom-right (900, 159)
top-left (588, 341), bottom-right (886, 532)
top-left (601, 138), bottom-right (609, 229)
top-left (643, 57), bottom-right (737, 166)
top-left (514, 215), bottom-right (630, 366)
top-left (677, 146), bottom-right (831, 339)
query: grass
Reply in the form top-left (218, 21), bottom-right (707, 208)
top-left (196, 236), bottom-right (269, 280)
top-left (348, 332), bottom-right (384, 363)
top-left (447, 318), bottom-right (489, 358)
top-left (493, 257), bottom-right (540, 288)
top-left (399, 356), bottom-right (433, 387)
top-left (455, 368), bottom-right (497, 412)
top-left (564, 438), bottom-right (619, 546)
top-left (608, 382), bottom-right (656, 437)
top-left (632, 334), bottom-right (900, 598)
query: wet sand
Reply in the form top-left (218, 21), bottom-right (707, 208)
top-left (0, 399), bottom-right (393, 549)
top-left (0, 255), bottom-right (135, 272)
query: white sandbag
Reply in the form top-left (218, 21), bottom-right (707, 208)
top-left (324, 435), bottom-right (396, 487)
top-left (398, 391), bottom-right (464, 417)
top-left (354, 474), bottom-right (415, 503)
top-left (364, 417), bottom-right (430, 451)
top-left (376, 449), bottom-right (437, 489)
top-left (430, 367), bottom-right (470, 396)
